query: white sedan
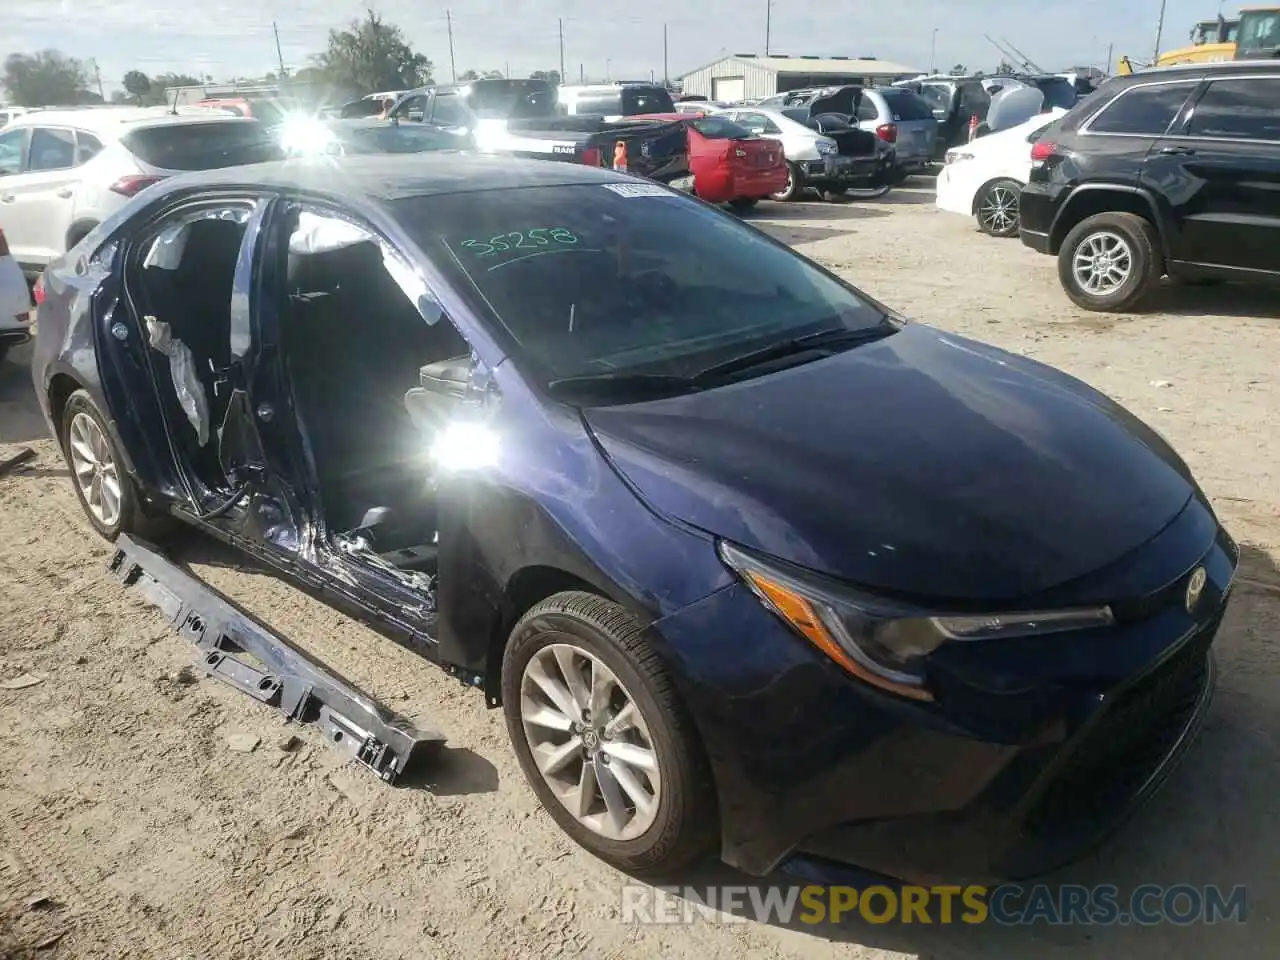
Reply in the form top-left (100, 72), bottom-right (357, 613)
top-left (0, 227), bottom-right (32, 362)
top-left (934, 109), bottom-right (1066, 237)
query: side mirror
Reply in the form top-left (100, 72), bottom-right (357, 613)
top-left (418, 356), bottom-right (472, 400)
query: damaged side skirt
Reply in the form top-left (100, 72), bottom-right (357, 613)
top-left (107, 534), bottom-right (446, 782)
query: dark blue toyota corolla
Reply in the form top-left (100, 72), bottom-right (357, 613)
top-left (31, 154), bottom-right (1236, 883)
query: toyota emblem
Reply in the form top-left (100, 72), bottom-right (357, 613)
top-left (1185, 566), bottom-right (1207, 613)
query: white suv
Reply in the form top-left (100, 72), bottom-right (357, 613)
top-left (0, 108), bottom-right (279, 274)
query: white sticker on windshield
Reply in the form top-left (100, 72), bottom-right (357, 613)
top-left (601, 183), bottom-right (673, 198)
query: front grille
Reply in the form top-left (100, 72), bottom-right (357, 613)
top-left (1021, 619), bottom-right (1217, 836)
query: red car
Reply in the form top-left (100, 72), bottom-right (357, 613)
top-left (631, 113), bottom-right (787, 209)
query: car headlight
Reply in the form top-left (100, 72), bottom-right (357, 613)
top-left (945, 150), bottom-right (974, 165)
top-left (815, 138), bottom-right (838, 155)
top-left (718, 541), bottom-right (1114, 702)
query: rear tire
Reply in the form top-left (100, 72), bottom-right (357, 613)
top-left (770, 162), bottom-right (805, 202)
top-left (502, 591), bottom-right (717, 878)
top-left (975, 178), bottom-right (1022, 238)
top-left (1057, 212), bottom-right (1162, 313)
top-left (728, 197), bottom-right (759, 211)
top-left (59, 389), bottom-right (170, 541)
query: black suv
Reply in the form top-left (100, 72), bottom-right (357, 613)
top-left (1019, 62), bottom-right (1280, 311)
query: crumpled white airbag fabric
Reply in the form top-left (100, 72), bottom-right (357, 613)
top-left (145, 315), bottom-right (210, 446)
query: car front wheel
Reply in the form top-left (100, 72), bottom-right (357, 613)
top-left (1057, 212), bottom-right (1162, 312)
top-left (502, 591), bottom-right (717, 878)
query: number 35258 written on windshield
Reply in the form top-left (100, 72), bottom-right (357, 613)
top-left (457, 228), bottom-right (580, 257)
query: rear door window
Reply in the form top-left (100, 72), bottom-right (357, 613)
top-left (29, 128), bottom-right (76, 170)
top-left (573, 91), bottom-right (623, 115)
top-left (855, 99), bottom-right (879, 122)
top-left (430, 94), bottom-right (469, 127)
top-left (121, 121), bottom-right (283, 170)
top-left (1185, 77), bottom-right (1280, 142)
top-left (1087, 82), bottom-right (1197, 136)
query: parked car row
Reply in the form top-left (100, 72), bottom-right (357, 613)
top-left (935, 59), bottom-right (1280, 313)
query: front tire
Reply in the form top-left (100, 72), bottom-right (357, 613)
top-left (1057, 212), bottom-right (1162, 313)
top-left (770, 162), bottom-right (805, 202)
top-left (59, 389), bottom-right (160, 540)
top-left (502, 591), bottom-right (717, 878)
top-left (975, 178), bottom-right (1022, 238)
top-left (728, 197), bottom-right (759, 211)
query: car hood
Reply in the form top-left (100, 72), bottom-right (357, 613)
top-left (582, 324), bottom-right (1194, 602)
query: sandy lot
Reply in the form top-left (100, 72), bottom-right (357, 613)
top-left (1, 184), bottom-right (1278, 959)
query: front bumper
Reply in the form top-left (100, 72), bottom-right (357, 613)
top-left (934, 165), bottom-right (976, 218)
top-left (651, 498), bottom-right (1237, 883)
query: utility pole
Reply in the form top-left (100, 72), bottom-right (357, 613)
top-left (930, 27), bottom-right (939, 74)
top-left (580, 63), bottom-right (585, 83)
top-left (446, 9), bottom-right (457, 81)
top-left (90, 59), bottom-right (104, 100)
top-left (272, 21), bottom-right (287, 79)
top-left (663, 22), bottom-right (669, 85)
top-left (505, 61), bottom-right (510, 78)
top-left (765, 0), bottom-right (772, 55)
top-left (559, 19), bottom-right (566, 82)
top-left (1153, 0), bottom-right (1168, 61)
top-left (1105, 42), bottom-right (1114, 75)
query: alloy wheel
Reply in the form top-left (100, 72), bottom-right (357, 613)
top-left (1072, 230), bottom-right (1133, 296)
top-left (67, 411), bottom-right (122, 528)
top-left (520, 642), bottom-right (662, 841)
top-left (979, 185), bottom-right (1019, 234)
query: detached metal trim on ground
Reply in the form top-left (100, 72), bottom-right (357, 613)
top-left (107, 534), bottom-right (446, 782)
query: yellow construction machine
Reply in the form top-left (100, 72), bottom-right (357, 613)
top-left (1115, 7), bottom-right (1279, 74)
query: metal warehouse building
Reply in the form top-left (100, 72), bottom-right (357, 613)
top-left (678, 54), bottom-right (924, 101)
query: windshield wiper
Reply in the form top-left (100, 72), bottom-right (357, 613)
top-left (690, 325), bottom-right (895, 382)
top-left (545, 372), bottom-right (698, 400)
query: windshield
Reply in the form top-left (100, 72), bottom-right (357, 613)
top-left (1035, 78), bottom-right (1078, 110)
top-left (1238, 11), bottom-right (1280, 54)
top-left (121, 121), bottom-right (283, 170)
top-left (392, 184), bottom-right (889, 393)
top-left (464, 79), bottom-right (557, 119)
top-left (878, 89), bottom-right (935, 121)
top-left (918, 83), bottom-right (953, 112)
top-left (338, 123), bottom-right (466, 153)
top-left (689, 116), bottom-right (754, 139)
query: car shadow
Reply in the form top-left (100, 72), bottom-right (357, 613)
top-left (877, 186), bottom-right (937, 205)
top-left (745, 200), bottom-right (892, 222)
top-left (0, 342), bottom-right (48, 446)
top-left (629, 541), bottom-right (1280, 956)
top-left (397, 745), bottom-right (500, 796)
top-left (1141, 281), bottom-right (1280, 320)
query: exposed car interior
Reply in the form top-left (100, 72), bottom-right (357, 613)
top-left (129, 207), bottom-right (250, 492)
top-left (280, 214), bottom-right (471, 576)
top-left (128, 204), bottom-right (472, 583)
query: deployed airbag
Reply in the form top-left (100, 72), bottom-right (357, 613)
top-left (145, 315), bottom-right (210, 446)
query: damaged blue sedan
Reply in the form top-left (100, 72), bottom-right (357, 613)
top-left (32, 154), bottom-right (1236, 883)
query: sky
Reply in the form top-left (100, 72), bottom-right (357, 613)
top-left (4, 0), bottom-right (1233, 96)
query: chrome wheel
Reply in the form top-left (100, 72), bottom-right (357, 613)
top-left (1072, 230), bottom-right (1133, 296)
top-left (978, 184), bottom-right (1019, 234)
top-left (520, 642), bottom-right (661, 841)
top-left (68, 411), bottom-right (122, 528)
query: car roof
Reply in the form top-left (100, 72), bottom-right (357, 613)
top-left (4, 107), bottom-right (255, 135)
top-left (161, 153), bottom-right (634, 202)
top-left (1132, 59), bottom-right (1280, 79)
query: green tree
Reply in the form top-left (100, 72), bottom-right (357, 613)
top-left (312, 8), bottom-right (432, 94)
top-left (458, 69), bottom-right (480, 81)
top-left (122, 69), bottom-right (152, 104)
top-left (531, 69), bottom-right (562, 85)
top-left (950, 63), bottom-right (967, 74)
top-left (2, 50), bottom-right (92, 106)
top-left (483, 69), bottom-right (504, 79)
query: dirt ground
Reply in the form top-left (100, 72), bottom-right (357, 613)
top-left (1, 183), bottom-right (1278, 959)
